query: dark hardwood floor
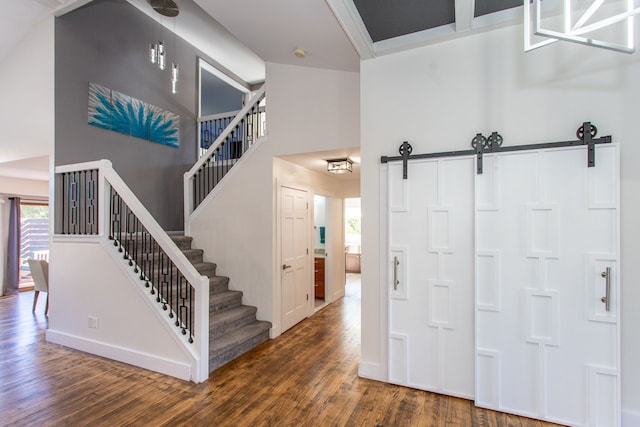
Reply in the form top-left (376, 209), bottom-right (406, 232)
top-left (0, 278), bottom-right (561, 426)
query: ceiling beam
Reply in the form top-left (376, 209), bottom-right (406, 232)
top-left (454, 0), bottom-right (475, 32)
top-left (325, 0), bottom-right (375, 60)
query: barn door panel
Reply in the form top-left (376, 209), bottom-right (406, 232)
top-left (475, 145), bottom-right (620, 426)
top-left (388, 157), bottom-right (475, 399)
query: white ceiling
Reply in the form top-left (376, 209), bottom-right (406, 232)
top-left (279, 148), bottom-right (360, 182)
top-left (0, 0), bottom-right (63, 63)
top-left (193, 0), bottom-right (360, 73)
top-left (0, 156), bottom-right (50, 181)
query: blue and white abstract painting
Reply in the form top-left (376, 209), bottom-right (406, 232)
top-left (88, 83), bottom-right (179, 148)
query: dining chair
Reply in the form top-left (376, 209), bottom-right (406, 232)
top-left (28, 259), bottom-right (49, 315)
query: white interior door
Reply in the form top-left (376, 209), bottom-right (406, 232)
top-left (388, 157), bottom-right (475, 399)
top-left (475, 145), bottom-right (620, 426)
top-left (281, 186), bottom-right (309, 333)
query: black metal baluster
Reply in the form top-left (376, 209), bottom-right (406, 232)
top-left (87, 171), bottom-right (93, 234)
top-left (128, 210), bottom-right (134, 265)
top-left (168, 262), bottom-right (174, 313)
top-left (132, 217), bottom-right (139, 272)
top-left (176, 276), bottom-right (187, 335)
top-left (198, 166), bottom-right (203, 208)
top-left (81, 170), bottom-right (86, 235)
top-left (204, 159), bottom-right (209, 201)
top-left (148, 238), bottom-right (155, 290)
top-left (189, 281), bottom-right (194, 342)
top-left (68, 172), bottom-right (74, 234)
top-left (139, 224), bottom-right (146, 280)
top-left (117, 194), bottom-right (123, 253)
top-left (60, 173), bottom-right (65, 234)
top-left (109, 187), bottom-right (114, 240)
top-left (110, 189), bottom-right (115, 242)
top-left (92, 170), bottom-right (97, 234)
top-left (144, 230), bottom-right (150, 283)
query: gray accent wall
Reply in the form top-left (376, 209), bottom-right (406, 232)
top-left (55, 0), bottom-right (204, 230)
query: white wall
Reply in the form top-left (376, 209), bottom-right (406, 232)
top-left (360, 23), bottom-right (640, 420)
top-left (0, 16), bottom-right (54, 162)
top-left (47, 238), bottom-right (195, 380)
top-left (188, 63), bottom-right (359, 336)
top-left (0, 176), bottom-right (49, 198)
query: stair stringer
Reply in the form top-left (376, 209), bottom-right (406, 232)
top-left (185, 135), bottom-right (268, 235)
top-left (186, 138), bottom-right (275, 339)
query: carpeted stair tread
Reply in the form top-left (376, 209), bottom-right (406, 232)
top-left (210, 306), bottom-right (257, 336)
top-left (210, 321), bottom-right (271, 352)
top-left (179, 248), bottom-right (204, 263)
top-left (141, 248), bottom-right (203, 264)
top-left (150, 233), bottom-right (272, 371)
top-left (170, 235), bottom-right (193, 250)
top-left (210, 306), bottom-right (258, 340)
top-left (209, 276), bottom-right (229, 293)
top-left (209, 321), bottom-right (271, 371)
top-left (192, 262), bottom-right (217, 277)
top-left (210, 290), bottom-right (243, 313)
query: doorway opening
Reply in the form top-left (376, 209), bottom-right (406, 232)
top-left (344, 198), bottom-right (361, 295)
top-left (313, 195), bottom-right (329, 310)
top-left (19, 201), bottom-right (49, 292)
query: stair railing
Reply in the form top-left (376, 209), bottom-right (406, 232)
top-left (54, 159), bottom-right (210, 382)
top-left (198, 109), bottom-right (241, 158)
top-left (185, 85), bottom-right (266, 223)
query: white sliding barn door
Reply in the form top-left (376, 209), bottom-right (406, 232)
top-left (388, 158), bottom-right (475, 399)
top-left (475, 146), bottom-right (620, 426)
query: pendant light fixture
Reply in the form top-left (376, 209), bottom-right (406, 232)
top-left (171, 63), bottom-right (179, 94)
top-left (147, 0), bottom-right (179, 92)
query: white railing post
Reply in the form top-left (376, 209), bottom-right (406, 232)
top-left (194, 275), bottom-right (210, 382)
top-left (184, 172), bottom-right (193, 235)
top-left (98, 159), bottom-right (111, 239)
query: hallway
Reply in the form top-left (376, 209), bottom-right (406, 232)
top-left (0, 281), bottom-right (558, 426)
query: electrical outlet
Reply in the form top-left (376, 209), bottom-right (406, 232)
top-left (88, 316), bottom-right (99, 329)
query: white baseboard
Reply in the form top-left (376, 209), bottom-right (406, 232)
top-left (46, 329), bottom-right (192, 381)
top-left (358, 361), bottom-right (385, 381)
top-left (623, 409), bottom-right (640, 426)
top-left (269, 326), bottom-right (280, 339)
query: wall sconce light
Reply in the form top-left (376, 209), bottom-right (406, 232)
top-left (327, 158), bottom-right (353, 174)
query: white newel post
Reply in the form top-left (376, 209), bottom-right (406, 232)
top-left (184, 172), bottom-right (192, 235)
top-left (194, 274), bottom-right (210, 382)
top-left (98, 159), bottom-right (112, 239)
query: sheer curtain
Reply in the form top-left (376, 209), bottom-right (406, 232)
top-left (3, 197), bottom-right (20, 296)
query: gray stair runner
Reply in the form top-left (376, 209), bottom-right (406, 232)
top-left (170, 236), bottom-right (271, 373)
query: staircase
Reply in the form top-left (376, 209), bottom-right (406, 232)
top-left (170, 234), bottom-right (271, 372)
